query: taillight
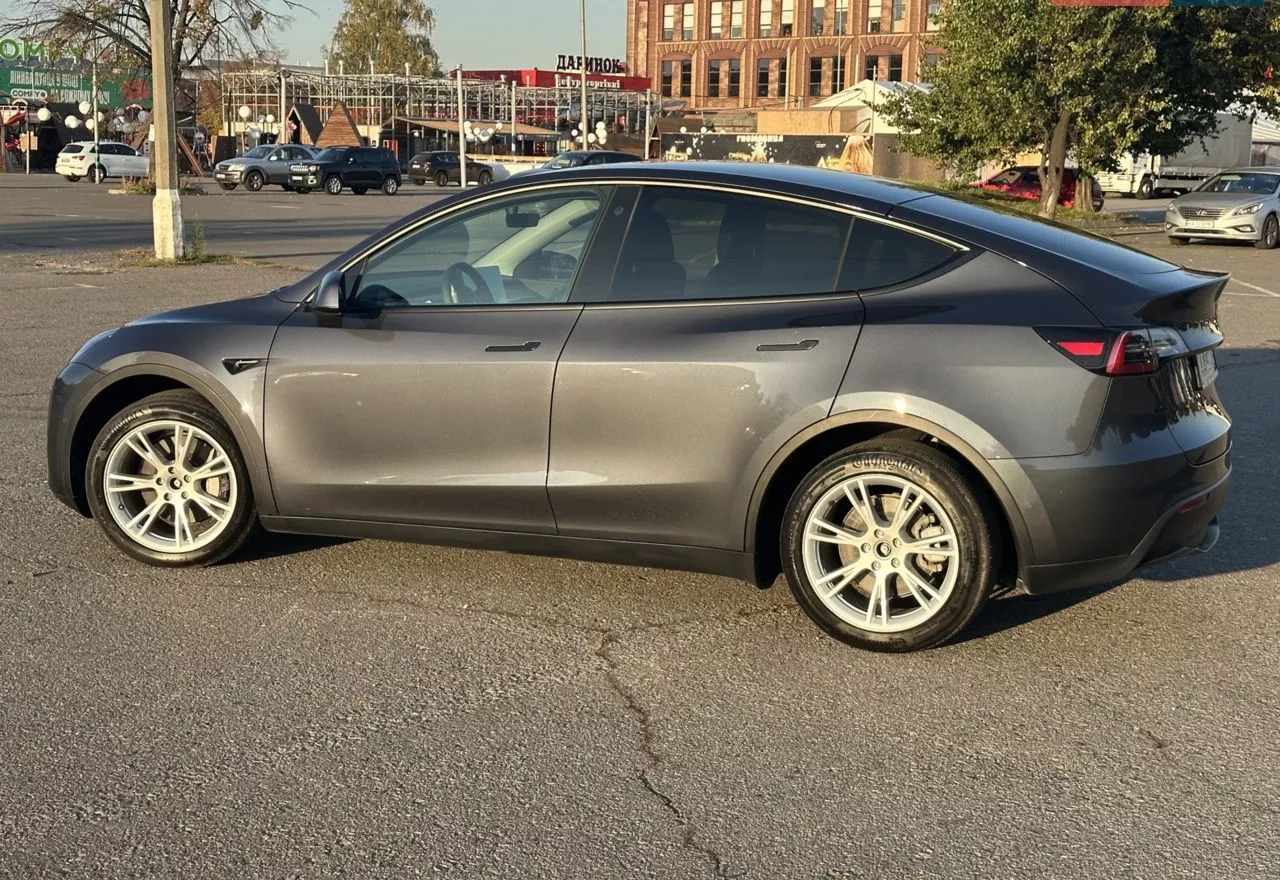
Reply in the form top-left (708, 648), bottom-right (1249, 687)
top-left (1037, 326), bottom-right (1188, 376)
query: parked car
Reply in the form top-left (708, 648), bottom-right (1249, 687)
top-left (214, 144), bottom-right (318, 192)
top-left (978, 166), bottom-right (1104, 211)
top-left (407, 151), bottom-right (495, 187)
top-left (47, 163), bottom-right (1230, 653)
top-left (55, 141), bottom-right (148, 183)
top-left (540, 150), bottom-right (644, 170)
top-left (288, 146), bottom-right (401, 195)
top-left (1165, 167), bottom-right (1280, 249)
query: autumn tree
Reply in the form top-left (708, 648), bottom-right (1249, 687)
top-left (328, 0), bottom-right (439, 77)
top-left (884, 0), bottom-right (1280, 217)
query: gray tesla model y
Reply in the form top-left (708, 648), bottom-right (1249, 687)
top-left (47, 163), bottom-right (1231, 652)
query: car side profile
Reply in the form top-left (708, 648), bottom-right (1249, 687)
top-left (47, 163), bottom-right (1230, 652)
top-left (214, 144), bottom-right (318, 192)
top-left (55, 141), bottom-right (149, 183)
top-left (407, 151), bottom-right (495, 187)
top-left (978, 165), bottom-right (1105, 212)
top-left (288, 145), bottom-right (401, 195)
top-left (1165, 167), bottom-right (1280, 249)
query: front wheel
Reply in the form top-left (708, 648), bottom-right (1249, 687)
top-left (1136, 177), bottom-right (1154, 200)
top-left (1255, 214), bottom-right (1279, 250)
top-left (89, 164), bottom-right (107, 184)
top-left (382, 176), bottom-right (399, 195)
top-left (243, 171), bottom-right (264, 192)
top-left (781, 440), bottom-right (998, 653)
top-left (86, 390), bottom-right (258, 567)
top-left (324, 175), bottom-right (343, 195)
top-left (476, 170), bottom-right (492, 186)
top-left (435, 170), bottom-right (449, 187)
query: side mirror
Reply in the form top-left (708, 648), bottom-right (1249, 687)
top-left (313, 270), bottom-right (345, 313)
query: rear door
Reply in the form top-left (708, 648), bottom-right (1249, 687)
top-left (547, 184), bottom-right (866, 550)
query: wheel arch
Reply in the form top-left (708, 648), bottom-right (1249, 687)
top-left (745, 411), bottom-right (1031, 591)
top-left (66, 363), bottom-right (275, 518)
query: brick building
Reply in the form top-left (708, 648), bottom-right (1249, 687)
top-left (626, 0), bottom-right (942, 111)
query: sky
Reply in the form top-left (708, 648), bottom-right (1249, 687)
top-left (0, 0), bottom-right (627, 69)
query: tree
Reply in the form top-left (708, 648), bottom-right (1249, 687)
top-left (884, 0), bottom-right (1280, 217)
top-left (1, 0), bottom-right (306, 80)
top-left (328, 0), bottom-right (439, 77)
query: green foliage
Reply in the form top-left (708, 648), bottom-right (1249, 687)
top-left (328, 0), bottom-right (439, 77)
top-left (883, 0), bottom-right (1280, 216)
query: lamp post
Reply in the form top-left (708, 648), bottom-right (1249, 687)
top-left (455, 66), bottom-right (467, 188)
top-left (579, 0), bottom-right (589, 149)
top-left (237, 104), bottom-right (251, 154)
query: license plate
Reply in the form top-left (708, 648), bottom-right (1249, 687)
top-left (1195, 349), bottom-right (1218, 387)
top-left (1186, 219), bottom-right (1214, 229)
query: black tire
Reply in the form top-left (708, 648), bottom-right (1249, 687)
top-left (1255, 214), bottom-right (1279, 250)
top-left (351, 186), bottom-right (368, 195)
top-left (412, 178), bottom-right (426, 186)
top-left (243, 170), bottom-right (265, 192)
top-left (218, 182), bottom-right (237, 191)
top-left (324, 175), bottom-right (343, 195)
top-left (476, 170), bottom-right (492, 186)
top-left (295, 187), bottom-right (312, 195)
top-left (1169, 236), bottom-right (1189, 247)
top-left (1136, 176), bottom-right (1154, 200)
top-left (85, 390), bottom-right (257, 568)
top-left (780, 440), bottom-right (999, 653)
top-left (382, 176), bottom-right (400, 195)
top-left (435, 170), bottom-right (449, 187)
top-left (89, 164), bottom-right (107, 184)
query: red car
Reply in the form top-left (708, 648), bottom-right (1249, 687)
top-left (978, 166), bottom-right (1104, 211)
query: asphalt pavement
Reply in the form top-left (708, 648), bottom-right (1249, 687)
top-left (1, 174), bottom-right (1278, 879)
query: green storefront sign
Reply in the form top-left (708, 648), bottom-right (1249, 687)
top-left (0, 64), bottom-right (150, 108)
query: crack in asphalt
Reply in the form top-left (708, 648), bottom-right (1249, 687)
top-left (595, 629), bottom-right (740, 880)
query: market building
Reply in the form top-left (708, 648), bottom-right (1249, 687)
top-left (625, 0), bottom-right (943, 111)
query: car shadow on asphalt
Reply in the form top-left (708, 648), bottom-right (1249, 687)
top-left (235, 530), bottom-right (353, 562)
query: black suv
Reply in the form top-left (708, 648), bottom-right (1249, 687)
top-left (289, 146), bottom-right (401, 195)
top-left (407, 151), bottom-right (495, 187)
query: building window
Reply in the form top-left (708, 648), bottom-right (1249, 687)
top-left (811, 0), bottom-right (826, 36)
top-left (711, 2), bottom-right (723, 38)
top-left (808, 58), bottom-right (824, 97)
top-left (662, 60), bottom-right (674, 97)
top-left (683, 3), bottom-right (695, 39)
top-left (778, 55), bottom-right (788, 96)
top-left (927, 0), bottom-right (941, 31)
top-left (834, 0), bottom-right (849, 35)
top-left (892, 0), bottom-right (906, 31)
top-left (759, 0), bottom-right (773, 36)
top-left (731, 0), bottom-right (744, 37)
top-left (833, 54), bottom-right (847, 92)
top-left (920, 51), bottom-right (941, 81)
top-left (757, 58), bottom-right (770, 97)
top-left (680, 59), bottom-right (692, 96)
top-left (887, 53), bottom-right (903, 82)
top-left (663, 3), bottom-right (676, 40)
top-left (781, 0), bottom-right (794, 36)
top-left (867, 0), bottom-right (882, 34)
top-left (729, 58), bottom-right (741, 96)
top-left (709, 60), bottom-right (721, 97)
top-left (864, 54), bottom-right (879, 81)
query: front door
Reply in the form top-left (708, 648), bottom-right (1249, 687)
top-left (266, 184), bottom-right (611, 532)
top-left (548, 185), bottom-right (867, 551)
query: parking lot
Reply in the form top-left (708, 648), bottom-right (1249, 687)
top-left (2, 174), bottom-right (1278, 879)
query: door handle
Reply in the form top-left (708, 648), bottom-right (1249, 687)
top-left (757, 339), bottom-right (819, 352)
top-left (485, 341), bottom-right (542, 352)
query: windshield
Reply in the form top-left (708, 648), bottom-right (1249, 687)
top-left (314, 148), bottom-right (349, 162)
top-left (544, 154), bottom-right (583, 169)
top-left (1197, 172), bottom-right (1280, 196)
top-left (242, 146), bottom-right (274, 159)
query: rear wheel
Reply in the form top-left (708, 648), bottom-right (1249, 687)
top-left (781, 440), bottom-right (998, 653)
top-left (1136, 176), bottom-right (1154, 200)
top-left (243, 170), bottom-right (264, 192)
top-left (86, 390), bottom-right (257, 567)
top-left (382, 176), bottom-right (399, 195)
top-left (89, 164), bottom-right (107, 184)
top-left (435, 170), bottom-right (449, 187)
top-left (476, 170), bottom-right (492, 186)
top-left (1255, 214), bottom-right (1279, 250)
top-left (324, 175), bottom-right (343, 195)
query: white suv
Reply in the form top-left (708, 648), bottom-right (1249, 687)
top-left (55, 141), bottom-right (149, 183)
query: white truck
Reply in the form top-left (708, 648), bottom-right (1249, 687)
top-left (1096, 114), bottom-right (1252, 199)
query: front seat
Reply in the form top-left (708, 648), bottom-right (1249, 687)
top-left (703, 207), bottom-right (765, 298)
top-left (610, 212), bottom-right (686, 302)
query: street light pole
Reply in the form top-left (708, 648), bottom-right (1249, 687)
top-left (91, 56), bottom-right (100, 181)
top-left (455, 66), bottom-right (467, 188)
top-left (579, 0), bottom-right (589, 148)
top-left (148, 0), bottom-right (184, 259)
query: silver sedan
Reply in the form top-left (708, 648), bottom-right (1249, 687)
top-left (1166, 167), bottom-right (1280, 249)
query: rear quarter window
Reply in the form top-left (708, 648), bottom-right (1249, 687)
top-left (840, 219), bottom-right (959, 291)
top-left (59, 144), bottom-right (83, 154)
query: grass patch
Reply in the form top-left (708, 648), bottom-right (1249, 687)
top-left (118, 248), bottom-right (255, 268)
top-left (111, 177), bottom-right (208, 196)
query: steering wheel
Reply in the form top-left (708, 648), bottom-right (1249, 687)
top-left (354, 283), bottom-right (410, 309)
top-left (441, 261), bottom-right (494, 305)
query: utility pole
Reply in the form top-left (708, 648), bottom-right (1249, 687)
top-left (91, 56), bottom-right (101, 179)
top-left (455, 66), bottom-right (467, 188)
top-left (149, 0), bottom-right (184, 258)
top-left (579, 0), bottom-right (589, 148)
top-left (511, 78), bottom-right (517, 156)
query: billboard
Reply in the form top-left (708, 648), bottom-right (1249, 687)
top-left (0, 64), bottom-right (150, 107)
top-left (660, 132), bottom-right (875, 174)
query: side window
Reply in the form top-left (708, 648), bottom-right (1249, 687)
top-left (838, 219), bottom-right (958, 291)
top-left (352, 187), bottom-right (608, 309)
top-left (608, 188), bottom-right (851, 302)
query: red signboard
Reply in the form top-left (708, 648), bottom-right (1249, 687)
top-left (465, 69), bottom-right (651, 93)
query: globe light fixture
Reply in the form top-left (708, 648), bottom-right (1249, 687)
top-left (65, 115), bottom-right (80, 129)
top-left (36, 107), bottom-right (51, 122)
top-left (237, 105), bottom-right (251, 121)
top-left (78, 101), bottom-right (91, 115)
